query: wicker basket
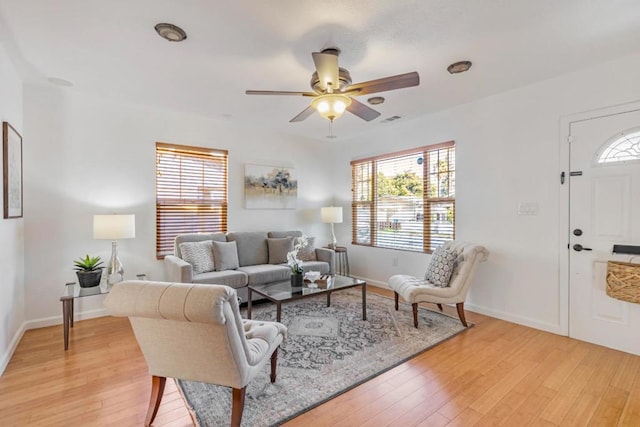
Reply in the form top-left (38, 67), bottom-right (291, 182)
top-left (606, 261), bottom-right (640, 304)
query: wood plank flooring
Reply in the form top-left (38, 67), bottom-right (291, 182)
top-left (1, 288), bottom-right (639, 426)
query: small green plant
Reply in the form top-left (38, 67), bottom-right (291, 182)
top-left (74, 254), bottom-right (104, 272)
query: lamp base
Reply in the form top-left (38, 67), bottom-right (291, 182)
top-left (107, 241), bottom-right (124, 285)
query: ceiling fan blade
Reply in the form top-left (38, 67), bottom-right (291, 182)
top-left (312, 51), bottom-right (339, 93)
top-left (246, 90), bottom-right (316, 96)
top-left (346, 71), bottom-right (420, 96)
top-left (289, 105), bottom-right (315, 122)
top-left (347, 98), bottom-right (381, 122)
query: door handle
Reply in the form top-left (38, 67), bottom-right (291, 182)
top-left (573, 244), bottom-right (592, 252)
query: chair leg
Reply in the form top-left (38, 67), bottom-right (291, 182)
top-left (437, 303), bottom-right (443, 311)
top-left (394, 292), bottom-right (399, 311)
top-left (231, 387), bottom-right (247, 427)
top-left (412, 303), bottom-right (419, 328)
top-left (144, 375), bottom-right (166, 427)
top-left (270, 347), bottom-right (278, 383)
top-left (456, 302), bottom-right (468, 327)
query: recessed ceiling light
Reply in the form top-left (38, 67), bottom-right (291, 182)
top-left (47, 77), bottom-right (73, 87)
top-left (154, 23), bottom-right (187, 42)
top-left (447, 60), bottom-right (472, 74)
top-left (367, 96), bottom-right (385, 105)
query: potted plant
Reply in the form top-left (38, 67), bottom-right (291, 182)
top-left (74, 254), bottom-right (104, 288)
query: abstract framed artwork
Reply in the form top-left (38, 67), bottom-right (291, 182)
top-left (3, 121), bottom-right (23, 219)
top-left (244, 164), bottom-right (297, 209)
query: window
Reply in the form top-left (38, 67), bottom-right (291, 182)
top-left (596, 127), bottom-right (640, 164)
top-left (351, 142), bottom-right (455, 253)
top-left (156, 142), bottom-right (228, 258)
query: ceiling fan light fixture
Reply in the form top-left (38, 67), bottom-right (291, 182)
top-left (154, 23), bottom-right (187, 42)
top-left (311, 93), bottom-right (352, 121)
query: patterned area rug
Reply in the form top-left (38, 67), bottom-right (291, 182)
top-left (177, 289), bottom-right (470, 427)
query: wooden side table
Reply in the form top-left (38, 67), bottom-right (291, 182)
top-left (326, 246), bottom-right (350, 276)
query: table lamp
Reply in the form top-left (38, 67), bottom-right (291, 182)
top-left (321, 206), bottom-right (343, 249)
top-left (93, 214), bottom-right (136, 285)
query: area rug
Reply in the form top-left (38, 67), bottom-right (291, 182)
top-left (177, 289), bottom-right (470, 427)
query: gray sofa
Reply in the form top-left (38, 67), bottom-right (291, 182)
top-left (163, 230), bottom-right (335, 302)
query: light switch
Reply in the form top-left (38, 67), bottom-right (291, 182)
top-left (517, 202), bottom-right (539, 215)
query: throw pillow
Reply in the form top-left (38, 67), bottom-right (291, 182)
top-left (425, 246), bottom-right (458, 287)
top-left (178, 241), bottom-right (215, 274)
top-left (296, 236), bottom-right (317, 261)
top-left (267, 237), bottom-right (294, 264)
top-left (212, 241), bottom-right (240, 271)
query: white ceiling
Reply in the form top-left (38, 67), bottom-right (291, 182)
top-left (1, 0), bottom-right (640, 141)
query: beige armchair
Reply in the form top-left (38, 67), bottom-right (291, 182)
top-left (388, 241), bottom-right (489, 328)
top-left (103, 280), bottom-right (286, 427)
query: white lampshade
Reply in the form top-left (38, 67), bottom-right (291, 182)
top-left (321, 207), bottom-right (343, 224)
top-left (93, 214), bottom-right (136, 240)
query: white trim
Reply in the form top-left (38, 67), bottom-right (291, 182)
top-left (464, 303), bottom-right (563, 335)
top-left (24, 308), bottom-right (109, 330)
top-left (559, 99), bottom-right (640, 339)
top-left (0, 323), bottom-right (27, 375)
top-left (363, 276), bottom-right (563, 334)
top-left (0, 308), bottom-right (110, 375)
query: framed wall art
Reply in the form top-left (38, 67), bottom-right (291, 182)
top-left (244, 164), bottom-right (297, 209)
top-left (3, 121), bottom-right (23, 219)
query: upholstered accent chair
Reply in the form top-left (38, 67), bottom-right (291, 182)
top-left (103, 280), bottom-right (287, 427)
top-left (388, 241), bottom-right (489, 328)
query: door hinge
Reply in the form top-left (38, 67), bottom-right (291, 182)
top-left (567, 135), bottom-right (574, 143)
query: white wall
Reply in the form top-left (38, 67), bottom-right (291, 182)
top-left (22, 86), bottom-right (334, 326)
top-left (0, 43), bottom-right (25, 373)
top-left (334, 52), bottom-right (640, 334)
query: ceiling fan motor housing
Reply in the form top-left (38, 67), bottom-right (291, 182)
top-left (311, 68), bottom-right (352, 93)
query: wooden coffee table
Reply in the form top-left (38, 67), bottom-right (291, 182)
top-left (247, 274), bottom-right (367, 322)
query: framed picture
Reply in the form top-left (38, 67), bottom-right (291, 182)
top-left (3, 122), bottom-right (23, 219)
top-left (244, 164), bottom-right (297, 209)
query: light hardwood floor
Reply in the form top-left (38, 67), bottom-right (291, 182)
top-left (1, 288), bottom-right (639, 426)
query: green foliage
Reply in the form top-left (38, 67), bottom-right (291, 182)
top-left (377, 171), bottom-right (423, 197)
top-left (74, 254), bottom-right (104, 272)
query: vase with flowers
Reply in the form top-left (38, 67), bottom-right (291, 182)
top-left (287, 235), bottom-right (308, 287)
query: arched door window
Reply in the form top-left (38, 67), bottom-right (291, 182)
top-left (595, 127), bottom-right (640, 165)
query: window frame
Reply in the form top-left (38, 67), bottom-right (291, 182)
top-left (155, 142), bottom-right (228, 259)
top-left (350, 141), bottom-right (455, 253)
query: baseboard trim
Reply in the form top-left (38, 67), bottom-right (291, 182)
top-left (355, 274), bottom-right (563, 336)
top-left (0, 322), bottom-right (27, 375)
top-left (464, 303), bottom-right (563, 335)
top-left (1, 308), bottom-right (109, 376)
top-left (24, 308), bottom-right (109, 330)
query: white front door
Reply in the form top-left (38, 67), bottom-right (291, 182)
top-left (569, 109), bottom-right (640, 355)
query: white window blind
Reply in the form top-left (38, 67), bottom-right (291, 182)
top-left (155, 142), bottom-right (228, 258)
top-left (351, 142), bottom-right (455, 253)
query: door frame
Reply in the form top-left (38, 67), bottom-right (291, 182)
top-left (559, 100), bottom-right (640, 337)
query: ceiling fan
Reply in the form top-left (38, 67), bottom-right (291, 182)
top-left (245, 48), bottom-right (420, 124)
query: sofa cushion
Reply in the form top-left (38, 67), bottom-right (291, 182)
top-left (268, 230), bottom-right (303, 238)
top-left (178, 240), bottom-right (215, 274)
top-left (226, 231), bottom-right (269, 266)
top-left (296, 236), bottom-right (317, 261)
top-left (237, 265), bottom-right (290, 286)
top-left (299, 260), bottom-right (330, 275)
top-left (174, 232), bottom-right (226, 259)
top-left (192, 270), bottom-right (247, 289)
top-left (212, 241), bottom-right (240, 271)
top-left (425, 246), bottom-right (458, 287)
top-left (267, 237), bottom-right (294, 264)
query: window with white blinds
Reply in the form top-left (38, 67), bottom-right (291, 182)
top-left (155, 142), bottom-right (228, 258)
top-left (351, 142), bottom-right (455, 253)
